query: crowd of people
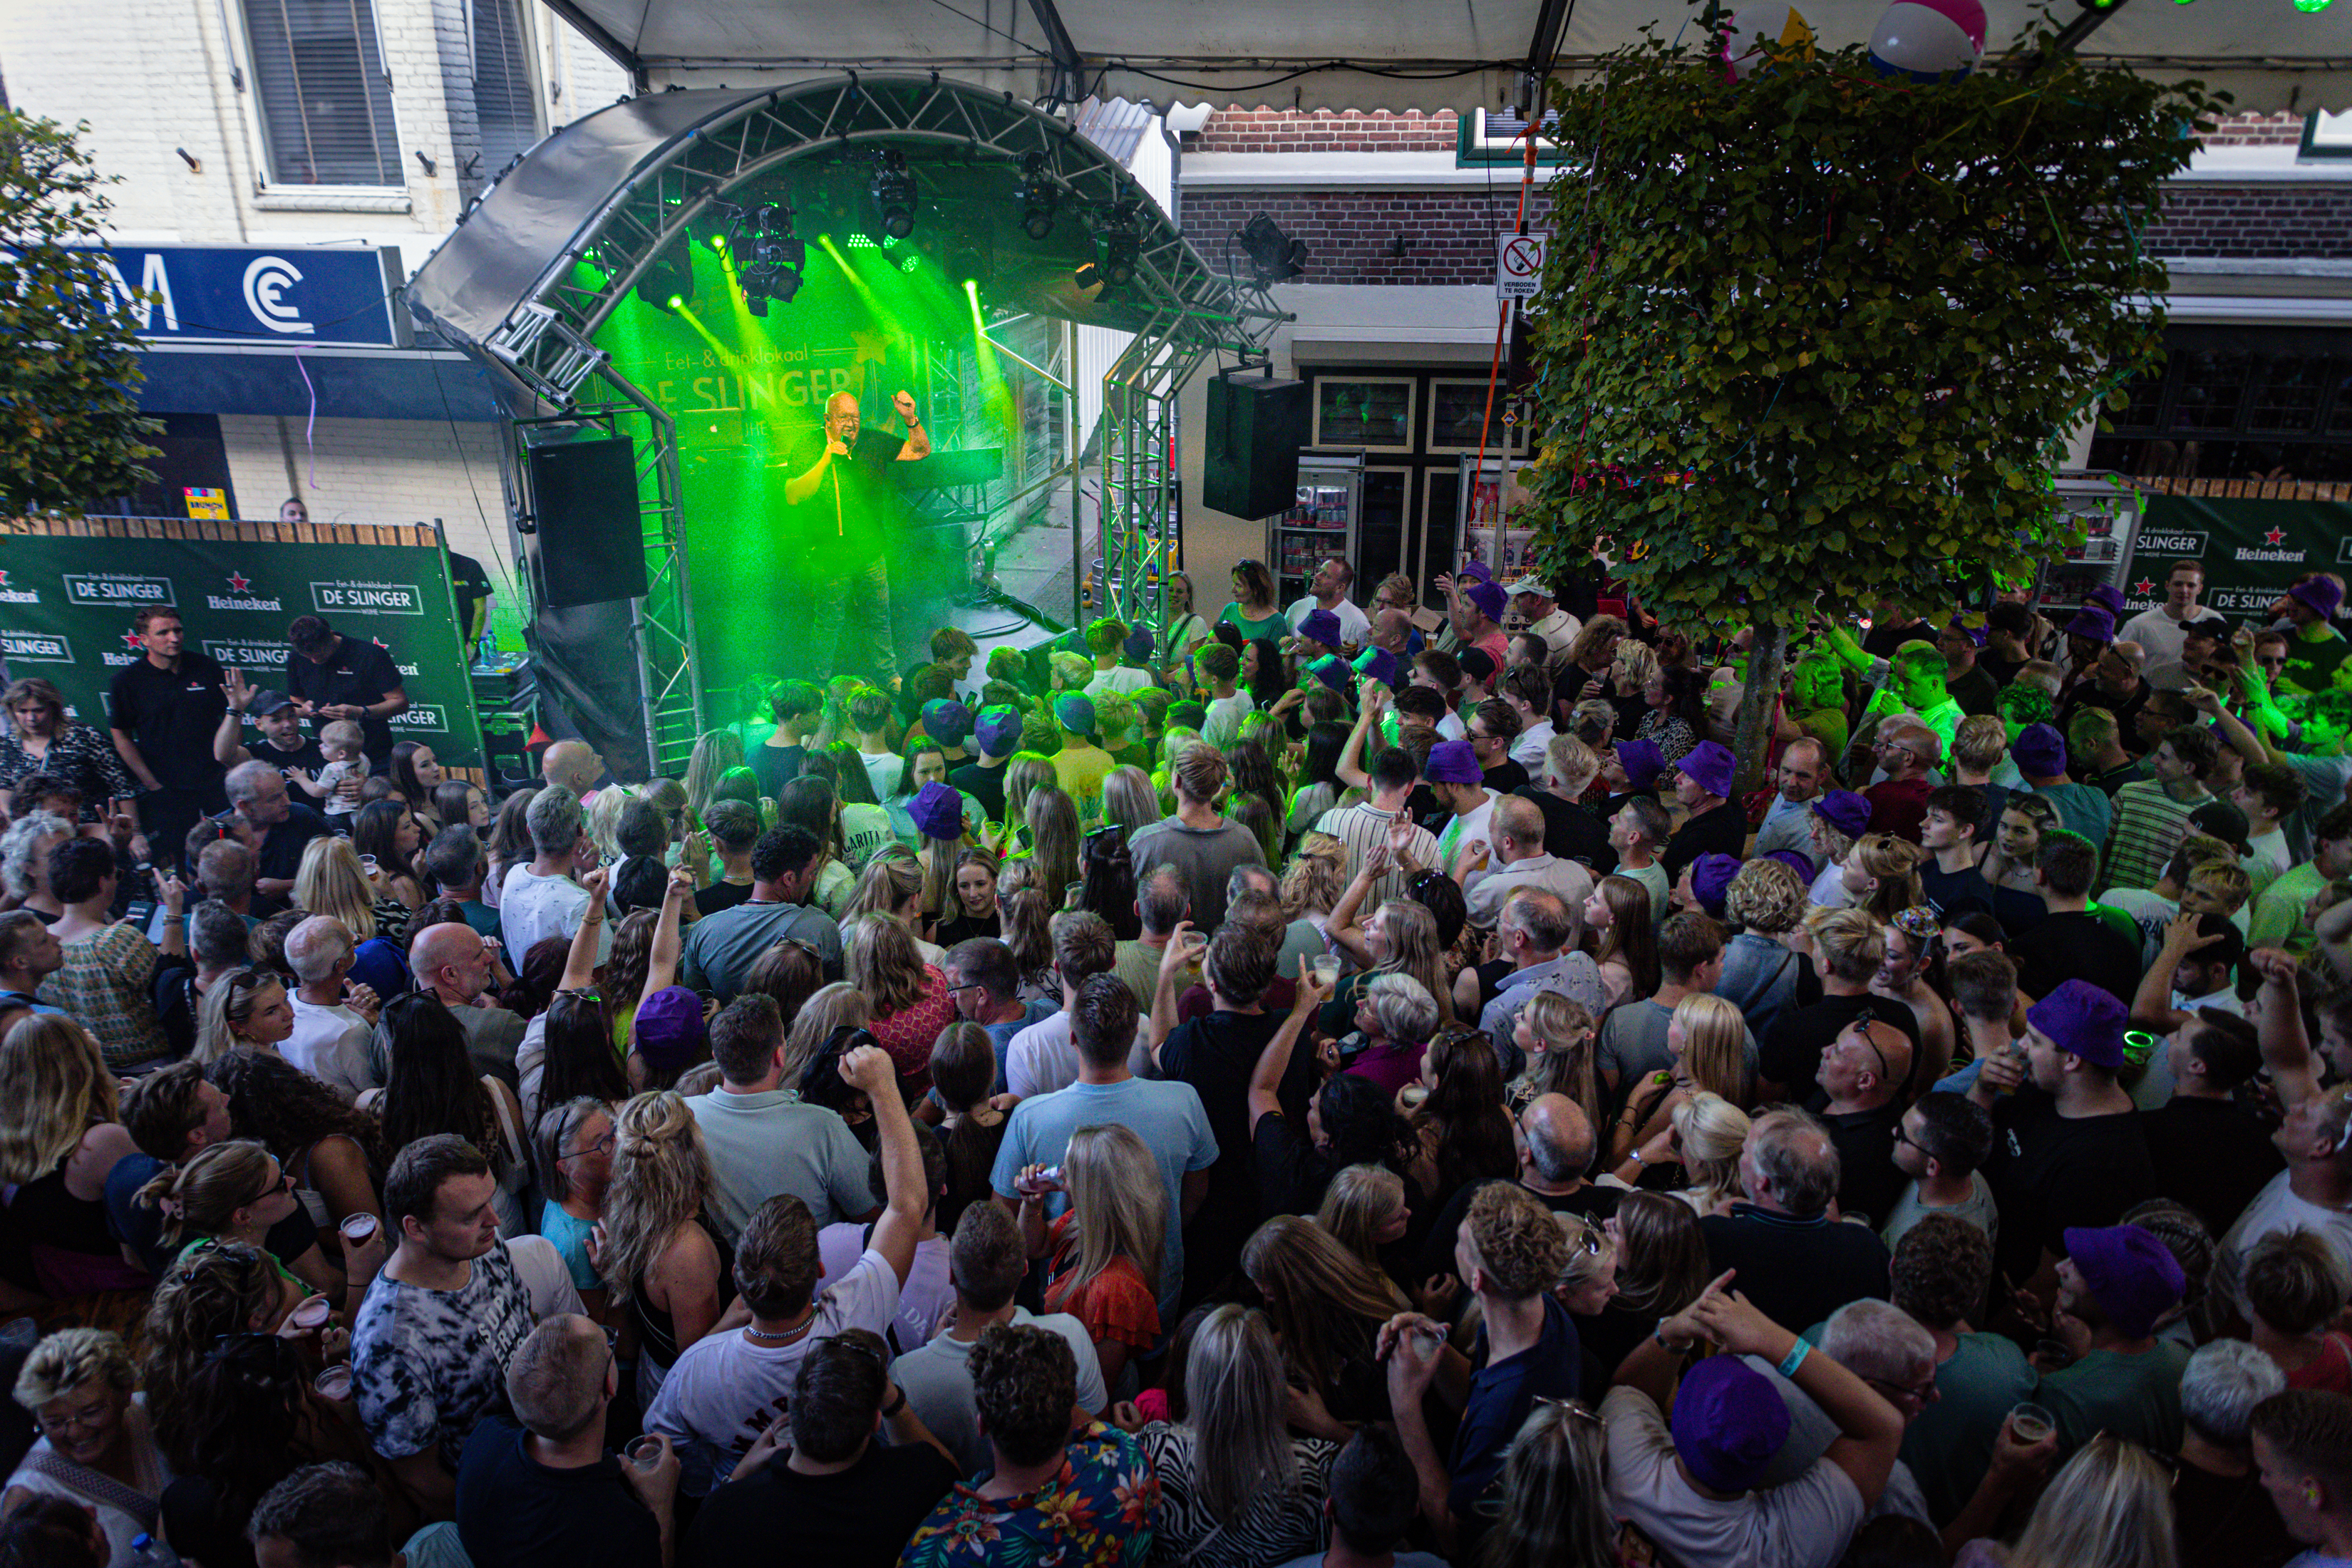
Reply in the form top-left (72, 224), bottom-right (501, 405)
top-left (3, 549), bottom-right (2352, 1568)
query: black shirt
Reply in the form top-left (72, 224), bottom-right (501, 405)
top-left (283, 635), bottom-right (404, 767)
top-left (449, 550), bottom-right (495, 641)
top-left (791, 432), bottom-right (909, 561)
top-left (1699, 1204), bottom-right (1892, 1333)
top-left (1161, 1009), bottom-right (1311, 1291)
top-left (456, 1418), bottom-right (662, 1568)
top-left (106, 652), bottom-right (228, 791)
top-left (2142, 1095), bottom-right (2284, 1243)
top-left (751, 741), bottom-right (805, 800)
top-left (1661, 800), bottom-right (1747, 883)
top-left (1482, 758), bottom-right (1530, 796)
top-left (1415, 1177), bottom-right (1621, 1291)
top-left (1920, 859), bottom-right (1997, 919)
top-left (1946, 664), bottom-right (2002, 718)
top-left (1760, 991), bottom-right (1922, 1106)
top-left (2010, 910), bottom-right (2144, 1007)
top-left (219, 802), bottom-right (328, 914)
top-left (685, 1440), bottom-right (959, 1568)
top-left (932, 907), bottom-right (1002, 947)
top-left (694, 880), bottom-right (755, 919)
top-left (1817, 1102), bottom-right (1908, 1229)
top-left (1515, 785), bottom-right (1615, 875)
top-left (1981, 1090), bottom-right (2156, 1285)
top-left (948, 760), bottom-right (1007, 823)
top-left (247, 733), bottom-right (329, 790)
top-left (2170, 1454), bottom-right (2302, 1568)
top-left (1862, 618), bottom-right (1931, 659)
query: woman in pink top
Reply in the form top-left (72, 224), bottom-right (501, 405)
top-left (1343, 972), bottom-right (1441, 1098)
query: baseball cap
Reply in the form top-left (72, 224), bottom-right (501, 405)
top-left (246, 688), bottom-right (297, 717)
top-left (1502, 575), bottom-right (1554, 600)
top-left (2026, 979), bottom-right (2128, 1069)
top-left (1671, 1355), bottom-right (1792, 1494)
top-left (1053, 693), bottom-right (1096, 737)
top-left (1425, 740), bottom-right (1483, 784)
top-left (1122, 625), bottom-right (1156, 663)
top-left (2063, 1224), bottom-right (2186, 1340)
top-left (1458, 646), bottom-right (1498, 686)
top-left (971, 705), bottom-right (1023, 759)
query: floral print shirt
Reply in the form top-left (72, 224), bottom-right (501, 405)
top-left (898, 1422), bottom-right (1157, 1568)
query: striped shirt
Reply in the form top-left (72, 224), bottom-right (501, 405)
top-left (1312, 799), bottom-right (1438, 907)
top-left (2102, 779), bottom-right (2210, 895)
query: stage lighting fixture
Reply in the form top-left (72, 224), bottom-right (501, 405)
top-left (1013, 151), bottom-right (1059, 241)
top-left (738, 203), bottom-right (808, 314)
top-left (1097, 202), bottom-right (1140, 288)
top-left (1236, 213), bottom-right (1309, 285)
top-left (638, 243), bottom-right (695, 313)
top-left (869, 149), bottom-right (917, 241)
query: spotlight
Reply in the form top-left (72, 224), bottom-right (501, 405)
top-left (869, 148), bottom-right (916, 241)
top-left (638, 243), bottom-right (694, 313)
top-left (1236, 213), bottom-right (1308, 285)
top-left (1098, 202), bottom-right (1140, 288)
top-left (1013, 151), bottom-right (1059, 241)
top-left (739, 203), bottom-right (806, 314)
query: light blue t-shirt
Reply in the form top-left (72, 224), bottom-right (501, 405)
top-left (538, 1201), bottom-right (600, 1292)
top-left (989, 1076), bottom-right (1217, 1324)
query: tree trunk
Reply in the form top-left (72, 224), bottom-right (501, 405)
top-left (1732, 621), bottom-right (1790, 795)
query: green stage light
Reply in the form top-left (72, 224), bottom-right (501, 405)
top-left (666, 294), bottom-right (684, 310)
top-left (710, 233), bottom-right (727, 252)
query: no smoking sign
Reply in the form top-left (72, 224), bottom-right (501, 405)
top-left (1497, 233), bottom-right (1547, 299)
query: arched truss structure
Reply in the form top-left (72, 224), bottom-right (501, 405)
top-left (407, 73), bottom-right (1284, 773)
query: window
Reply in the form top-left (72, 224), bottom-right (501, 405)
top-left (242, 0), bottom-right (403, 187)
top-left (470, 0), bottom-right (540, 178)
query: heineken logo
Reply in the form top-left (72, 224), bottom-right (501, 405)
top-left (63, 572), bottom-right (175, 606)
top-left (311, 580), bottom-right (424, 616)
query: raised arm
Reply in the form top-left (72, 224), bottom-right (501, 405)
top-left (890, 391), bottom-right (931, 460)
top-left (1322, 847), bottom-right (1390, 967)
top-left (840, 1043), bottom-right (925, 1285)
top-left (1336, 684), bottom-right (1385, 792)
top-left (638, 867), bottom-right (693, 1015)
top-left (2252, 947), bottom-right (2323, 1110)
top-left (1147, 920), bottom-right (1197, 1061)
top-left (2130, 913), bottom-right (2222, 1034)
top-left (559, 867), bottom-right (610, 994)
top-left (1248, 961), bottom-right (1331, 1139)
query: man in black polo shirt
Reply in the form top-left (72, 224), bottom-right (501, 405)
top-left (282, 614), bottom-right (407, 770)
top-left (1698, 1107), bottom-right (1892, 1332)
top-left (217, 759), bottom-right (327, 914)
top-left (783, 389), bottom-right (931, 683)
top-left (107, 605), bottom-right (228, 860)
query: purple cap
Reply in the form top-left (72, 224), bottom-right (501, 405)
top-left (1123, 624), bottom-right (1157, 662)
top-left (2011, 722), bottom-right (2068, 778)
top-left (1944, 616), bottom-right (1987, 649)
top-left (1466, 579), bottom-right (1508, 624)
top-left (1310, 656), bottom-right (1352, 693)
top-left (2065, 604), bottom-right (2116, 644)
top-left (1671, 1355), bottom-right (1791, 1494)
top-left (920, 699), bottom-right (972, 748)
top-left (634, 986), bottom-right (707, 1075)
top-left (1692, 853), bottom-right (1742, 917)
top-left (2292, 576), bottom-right (2345, 620)
top-left (909, 781), bottom-right (966, 840)
top-left (1299, 608), bottom-right (1343, 649)
top-left (1458, 646), bottom-right (1498, 685)
top-left (2027, 978), bottom-right (2129, 1068)
top-left (1764, 848), bottom-right (1816, 882)
top-left (1460, 560), bottom-right (1497, 584)
top-left (1676, 740), bottom-right (1736, 800)
top-left (972, 704), bottom-right (1023, 759)
top-left (1616, 739), bottom-right (1667, 793)
top-left (2087, 583), bottom-right (2128, 615)
top-left (1810, 789), bottom-right (1871, 840)
top-left (1359, 648), bottom-right (1401, 688)
top-left (2063, 1224), bottom-right (2186, 1340)
top-left (1053, 692), bottom-right (1096, 736)
top-left (1425, 739), bottom-right (1484, 783)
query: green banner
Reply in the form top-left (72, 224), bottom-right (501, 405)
top-left (0, 523), bottom-right (484, 770)
top-left (2126, 495), bottom-right (2352, 624)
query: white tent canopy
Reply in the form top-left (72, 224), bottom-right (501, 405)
top-left (540, 0), bottom-right (2352, 115)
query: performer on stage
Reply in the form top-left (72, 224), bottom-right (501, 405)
top-left (785, 388), bottom-right (931, 681)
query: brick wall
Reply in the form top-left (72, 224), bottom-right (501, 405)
top-left (1193, 107), bottom-right (1459, 153)
top-left (2146, 186), bottom-right (2352, 259)
top-left (1184, 190), bottom-right (1554, 287)
top-left (2204, 111), bottom-right (2307, 148)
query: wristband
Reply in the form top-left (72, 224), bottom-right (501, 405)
top-left (881, 1386), bottom-right (907, 1418)
top-left (1629, 1148), bottom-right (1645, 1166)
top-left (1777, 1338), bottom-right (1812, 1379)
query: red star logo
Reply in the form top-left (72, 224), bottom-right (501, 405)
top-left (226, 572), bottom-right (252, 592)
top-left (0, 571), bottom-right (9, 587)
top-left (2133, 579), bottom-right (2155, 596)
top-left (373, 636), bottom-right (391, 649)
top-left (2265, 527), bottom-right (2287, 546)
top-left (121, 629), bottom-right (145, 650)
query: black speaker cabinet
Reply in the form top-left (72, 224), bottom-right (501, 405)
top-left (530, 438), bottom-right (649, 607)
top-left (1204, 371), bottom-right (1309, 520)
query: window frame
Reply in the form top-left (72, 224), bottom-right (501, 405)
top-left (229, 0), bottom-right (412, 199)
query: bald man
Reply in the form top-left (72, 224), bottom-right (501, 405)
top-left (1415, 1092), bottom-right (1619, 1289)
top-left (411, 919), bottom-right (526, 1088)
top-left (1816, 1016), bottom-right (1914, 1230)
top-left (783, 388), bottom-right (932, 683)
top-left (540, 740), bottom-right (604, 800)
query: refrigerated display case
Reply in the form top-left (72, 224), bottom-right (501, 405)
top-left (1456, 453), bottom-right (1542, 582)
top-left (1269, 453), bottom-right (1365, 605)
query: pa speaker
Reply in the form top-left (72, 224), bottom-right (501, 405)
top-left (530, 438), bottom-right (648, 608)
top-left (1204, 371), bottom-right (1309, 520)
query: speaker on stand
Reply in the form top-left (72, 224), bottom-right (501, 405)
top-left (528, 438), bottom-right (648, 608)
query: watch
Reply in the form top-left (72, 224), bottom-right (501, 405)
top-left (881, 1386), bottom-right (907, 1418)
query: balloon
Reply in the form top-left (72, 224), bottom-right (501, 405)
top-left (1719, 3), bottom-right (1815, 80)
top-left (1868, 0), bottom-right (1988, 82)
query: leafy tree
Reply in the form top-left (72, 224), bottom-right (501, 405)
top-left (0, 110), bottom-right (160, 514)
top-left (1521, 23), bottom-right (2222, 780)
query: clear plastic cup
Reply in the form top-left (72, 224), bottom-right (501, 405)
top-left (339, 1213), bottom-right (378, 1246)
top-left (288, 1295), bottom-right (333, 1332)
top-left (625, 1435), bottom-right (664, 1468)
top-left (1311, 955), bottom-right (1341, 987)
top-left (314, 1365), bottom-right (352, 1401)
top-left (2008, 1402), bottom-right (2055, 1445)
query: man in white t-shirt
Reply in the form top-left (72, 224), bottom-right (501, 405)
top-left (815, 1124), bottom-right (953, 1356)
top-left (282, 914), bottom-right (378, 1100)
top-left (499, 786), bottom-right (608, 963)
top-left (1004, 912), bottom-right (1117, 1100)
top-left (2118, 559), bottom-right (2207, 691)
top-left (2237, 763), bottom-right (2307, 899)
top-left (647, 1041), bottom-right (926, 1496)
top-left (1423, 740), bottom-right (1494, 880)
top-left (894, 1203), bottom-right (1108, 1475)
top-left (1081, 616), bottom-right (1155, 701)
top-left (1284, 557), bottom-right (1372, 649)
top-left (2220, 949), bottom-right (2352, 1311)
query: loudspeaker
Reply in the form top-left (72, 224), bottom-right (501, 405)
top-left (1204, 371), bottom-right (1309, 520)
top-left (530, 438), bottom-right (648, 607)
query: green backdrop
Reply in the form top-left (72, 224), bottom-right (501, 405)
top-left (0, 525), bottom-right (485, 770)
top-left (2125, 495), bottom-right (2352, 623)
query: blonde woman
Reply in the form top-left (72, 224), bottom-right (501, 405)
top-left (1241, 1214), bottom-right (1410, 1433)
top-left (994, 753), bottom-right (1056, 850)
top-left (1136, 1304), bottom-right (1339, 1568)
top-left (1507, 991), bottom-right (1600, 1128)
top-left (1018, 784), bottom-right (1081, 905)
top-left (134, 1138), bottom-right (365, 1319)
top-left (1986, 1433), bottom-right (2180, 1568)
top-left (1157, 571), bottom-right (1212, 668)
top-left (1472, 1397), bottom-right (1621, 1568)
top-left (781, 982), bottom-right (875, 1083)
top-left (842, 912), bottom-right (954, 1087)
top-left (682, 728), bottom-right (746, 824)
top-left (2, 1329), bottom-right (173, 1564)
top-left (190, 966), bottom-right (298, 1066)
top-left (1609, 992), bottom-right (1748, 1166)
top-left (585, 783), bottom-right (636, 867)
top-left (1100, 765), bottom-right (1161, 842)
top-left (293, 835), bottom-right (386, 945)
top-left (1316, 1163), bottom-right (1412, 1279)
top-left (845, 852), bottom-right (942, 961)
top-left (1551, 1213), bottom-right (1617, 1317)
top-left (0, 1015), bottom-right (144, 1298)
top-left (1323, 880), bottom-right (1456, 1033)
top-left (1018, 1123), bottom-right (1165, 1390)
top-left (1279, 832), bottom-right (1348, 944)
top-left (1618, 1090), bottom-right (1748, 1217)
top-left (593, 1090), bottom-right (726, 1408)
